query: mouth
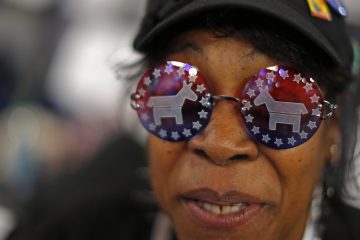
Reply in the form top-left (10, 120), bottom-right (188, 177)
top-left (179, 188), bottom-right (267, 228)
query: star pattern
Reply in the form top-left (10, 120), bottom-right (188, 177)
top-left (307, 121), bottom-right (317, 130)
top-left (242, 101), bottom-right (252, 111)
top-left (198, 110), bottom-right (208, 119)
top-left (183, 129), bottom-right (192, 137)
top-left (139, 63), bottom-right (213, 142)
top-left (141, 113), bottom-right (149, 122)
top-left (310, 94), bottom-right (320, 103)
top-left (262, 134), bottom-right (271, 143)
top-left (159, 129), bottom-right (167, 138)
top-left (189, 75), bottom-right (197, 83)
top-left (255, 78), bottom-right (264, 87)
top-left (288, 137), bottom-right (296, 146)
top-left (238, 68), bottom-right (324, 149)
top-left (293, 73), bottom-right (302, 83)
top-left (153, 68), bottom-right (161, 78)
top-left (303, 83), bottom-right (313, 92)
top-left (275, 138), bottom-right (283, 147)
top-left (279, 69), bottom-right (289, 79)
top-left (251, 126), bottom-right (260, 135)
top-left (144, 77), bottom-right (152, 86)
top-left (312, 108), bottom-right (321, 117)
top-left (171, 131), bottom-right (180, 140)
top-left (199, 97), bottom-right (210, 107)
top-left (245, 114), bottom-right (254, 123)
top-left (149, 123), bottom-right (156, 131)
top-left (193, 121), bottom-right (202, 130)
top-left (299, 131), bottom-right (308, 139)
top-left (247, 88), bottom-right (256, 98)
top-left (139, 88), bottom-right (146, 97)
top-left (196, 84), bottom-right (206, 93)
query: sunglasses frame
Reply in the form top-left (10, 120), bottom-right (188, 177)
top-left (130, 61), bottom-right (337, 148)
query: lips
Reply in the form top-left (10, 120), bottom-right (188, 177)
top-left (179, 188), bottom-right (266, 228)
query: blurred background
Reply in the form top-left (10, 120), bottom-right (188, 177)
top-left (0, 0), bottom-right (358, 239)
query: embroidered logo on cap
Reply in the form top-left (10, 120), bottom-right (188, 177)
top-left (307, 0), bottom-right (332, 21)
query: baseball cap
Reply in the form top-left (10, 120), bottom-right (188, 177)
top-left (133, 0), bottom-right (353, 70)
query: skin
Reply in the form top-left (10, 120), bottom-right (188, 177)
top-left (148, 30), bottom-right (339, 240)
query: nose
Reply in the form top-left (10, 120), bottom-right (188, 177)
top-left (188, 101), bottom-right (259, 166)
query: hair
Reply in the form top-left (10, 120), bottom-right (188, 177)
top-left (126, 9), bottom-right (358, 198)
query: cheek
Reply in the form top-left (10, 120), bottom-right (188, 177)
top-left (268, 127), bottom-right (328, 234)
top-left (148, 136), bottom-right (184, 205)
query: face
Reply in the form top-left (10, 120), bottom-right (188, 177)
top-left (147, 30), bottom-right (338, 240)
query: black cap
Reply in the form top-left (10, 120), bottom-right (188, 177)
top-left (133, 0), bottom-right (353, 70)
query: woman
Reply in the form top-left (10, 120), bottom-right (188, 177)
top-left (130, 0), bottom-right (359, 240)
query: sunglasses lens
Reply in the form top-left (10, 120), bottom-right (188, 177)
top-left (133, 61), bottom-right (213, 141)
top-left (240, 66), bottom-right (324, 149)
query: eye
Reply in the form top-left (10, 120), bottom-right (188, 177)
top-left (132, 61), bottom-right (213, 141)
top-left (239, 66), bottom-right (324, 149)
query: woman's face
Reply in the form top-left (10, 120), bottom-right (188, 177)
top-left (148, 30), bottom-right (337, 240)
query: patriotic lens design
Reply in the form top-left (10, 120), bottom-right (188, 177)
top-left (131, 61), bottom-right (337, 149)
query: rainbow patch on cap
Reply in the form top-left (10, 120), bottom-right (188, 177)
top-left (307, 0), bottom-right (332, 21)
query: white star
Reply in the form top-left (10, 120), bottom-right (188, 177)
top-left (144, 76), bottom-right (152, 86)
top-left (245, 114), bottom-right (254, 123)
top-left (177, 67), bottom-right (185, 77)
top-left (247, 88), bottom-right (256, 98)
top-left (274, 138), bottom-right (283, 147)
top-left (288, 137), bottom-right (297, 146)
top-left (307, 121), bottom-right (317, 130)
top-left (164, 65), bottom-right (172, 75)
top-left (171, 131), bottom-right (180, 140)
top-left (262, 134), bottom-right (271, 143)
top-left (183, 129), bottom-right (192, 137)
top-left (139, 88), bottom-right (146, 97)
top-left (141, 113), bottom-right (149, 122)
top-left (279, 69), bottom-right (289, 79)
top-left (255, 78), bottom-right (264, 87)
top-left (312, 108), bottom-right (321, 117)
top-left (196, 84), bottom-right (206, 93)
top-left (310, 94), bottom-right (320, 103)
top-left (266, 71), bottom-right (276, 82)
top-left (251, 126), bottom-right (260, 135)
top-left (193, 121), bottom-right (202, 130)
top-left (199, 97), bottom-right (210, 107)
top-left (198, 110), bottom-right (208, 119)
top-left (299, 131), bottom-right (308, 139)
top-left (303, 83), bottom-right (313, 92)
top-left (293, 73), bottom-right (302, 83)
top-left (153, 68), bottom-right (161, 78)
top-left (189, 75), bottom-right (197, 83)
top-left (242, 101), bottom-right (252, 111)
top-left (149, 123), bottom-right (156, 131)
top-left (159, 129), bottom-right (167, 138)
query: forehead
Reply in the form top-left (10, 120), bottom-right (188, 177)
top-left (166, 30), bottom-right (279, 94)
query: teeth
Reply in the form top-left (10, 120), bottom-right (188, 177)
top-left (200, 202), bottom-right (247, 215)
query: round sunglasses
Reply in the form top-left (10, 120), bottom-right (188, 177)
top-left (130, 61), bottom-right (337, 149)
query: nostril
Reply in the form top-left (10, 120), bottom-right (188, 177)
top-left (194, 149), bottom-right (209, 159)
top-left (229, 154), bottom-right (248, 161)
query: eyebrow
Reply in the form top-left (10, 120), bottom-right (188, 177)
top-left (171, 41), bottom-right (204, 56)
